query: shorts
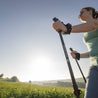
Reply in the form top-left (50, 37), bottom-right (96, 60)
top-left (84, 66), bottom-right (98, 98)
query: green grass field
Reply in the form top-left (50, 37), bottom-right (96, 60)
top-left (0, 79), bottom-right (85, 98)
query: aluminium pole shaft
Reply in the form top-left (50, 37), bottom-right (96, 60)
top-left (70, 48), bottom-right (87, 83)
top-left (53, 17), bottom-right (81, 98)
top-left (58, 32), bottom-right (80, 98)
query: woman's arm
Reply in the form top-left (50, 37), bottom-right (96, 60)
top-left (53, 19), bottom-right (98, 33)
top-left (72, 19), bottom-right (98, 33)
top-left (80, 52), bottom-right (89, 58)
top-left (71, 51), bottom-right (89, 59)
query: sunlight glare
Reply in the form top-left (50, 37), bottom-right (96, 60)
top-left (32, 55), bottom-right (53, 81)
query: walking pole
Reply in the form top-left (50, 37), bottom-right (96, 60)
top-left (53, 17), bottom-right (81, 98)
top-left (70, 48), bottom-right (87, 83)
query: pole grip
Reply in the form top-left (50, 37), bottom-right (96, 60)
top-left (53, 17), bottom-right (59, 22)
top-left (70, 48), bottom-right (73, 51)
top-left (53, 17), bottom-right (62, 33)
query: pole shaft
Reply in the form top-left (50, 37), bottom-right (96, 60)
top-left (70, 48), bottom-right (86, 83)
top-left (58, 32), bottom-right (79, 92)
top-left (75, 59), bottom-right (86, 83)
top-left (53, 17), bottom-right (81, 98)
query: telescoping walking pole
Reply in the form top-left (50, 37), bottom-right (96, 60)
top-left (70, 48), bottom-right (87, 83)
top-left (53, 17), bottom-right (81, 98)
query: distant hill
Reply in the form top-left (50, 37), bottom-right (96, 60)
top-left (32, 77), bottom-right (86, 88)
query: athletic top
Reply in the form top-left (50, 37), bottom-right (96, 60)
top-left (83, 29), bottom-right (98, 66)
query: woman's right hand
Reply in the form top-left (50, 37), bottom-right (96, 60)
top-left (52, 20), bottom-right (67, 33)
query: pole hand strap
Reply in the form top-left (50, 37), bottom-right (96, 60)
top-left (75, 53), bottom-right (80, 60)
top-left (64, 23), bottom-right (72, 34)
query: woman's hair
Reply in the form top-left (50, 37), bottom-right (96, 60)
top-left (83, 7), bottom-right (98, 19)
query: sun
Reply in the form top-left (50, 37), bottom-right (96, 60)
top-left (36, 56), bottom-right (50, 66)
top-left (32, 55), bottom-right (53, 81)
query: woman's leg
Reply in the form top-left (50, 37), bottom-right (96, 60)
top-left (84, 66), bottom-right (98, 98)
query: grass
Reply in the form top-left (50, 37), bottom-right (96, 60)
top-left (0, 79), bottom-right (85, 98)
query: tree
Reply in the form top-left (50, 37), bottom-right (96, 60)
top-left (11, 76), bottom-right (19, 82)
top-left (0, 73), bottom-right (4, 78)
top-left (29, 80), bottom-right (31, 84)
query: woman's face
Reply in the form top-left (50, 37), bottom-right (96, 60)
top-left (79, 8), bottom-right (92, 22)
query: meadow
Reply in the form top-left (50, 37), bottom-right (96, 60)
top-left (0, 79), bottom-right (85, 98)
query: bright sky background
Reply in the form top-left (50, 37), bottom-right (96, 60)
top-left (0, 0), bottom-right (98, 82)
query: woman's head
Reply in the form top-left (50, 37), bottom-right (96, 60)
top-left (79, 7), bottom-right (98, 22)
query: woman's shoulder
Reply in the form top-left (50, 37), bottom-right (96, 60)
top-left (83, 29), bottom-right (98, 42)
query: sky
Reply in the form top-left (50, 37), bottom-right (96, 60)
top-left (0, 0), bottom-right (98, 82)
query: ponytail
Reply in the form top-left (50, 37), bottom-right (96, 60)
top-left (94, 11), bottom-right (98, 19)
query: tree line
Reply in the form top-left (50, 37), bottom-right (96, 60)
top-left (43, 81), bottom-right (86, 88)
top-left (0, 73), bottom-right (19, 82)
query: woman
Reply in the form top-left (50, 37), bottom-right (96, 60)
top-left (52, 7), bottom-right (98, 98)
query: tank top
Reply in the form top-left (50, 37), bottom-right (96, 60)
top-left (83, 29), bottom-right (98, 66)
